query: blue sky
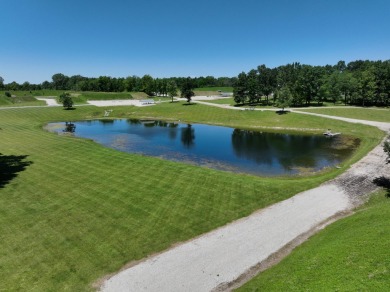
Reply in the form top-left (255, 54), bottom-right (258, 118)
top-left (1, 0), bottom-right (389, 83)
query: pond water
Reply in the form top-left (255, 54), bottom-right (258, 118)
top-left (48, 119), bottom-right (359, 176)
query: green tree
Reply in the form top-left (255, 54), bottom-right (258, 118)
top-left (339, 72), bottom-right (358, 105)
top-left (233, 72), bottom-right (247, 104)
top-left (357, 70), bottom-right (377, 106)
top-left (257, 65), bottom-right (277, 105)
top-left (246, 69), bottom-right (259, 104)
top-left (296, 65), bottom-right (324, 105)
top-left (275, 87), bottom-right (293, 111)
top-left (167, 80), bottom-right (178, 102)
top-left (52, 73), bottom-right (69, 90)
top-left (141, 74), bottom-right (155, 96)
top-left (59, 93), bottom-right (74, 109)
top-left (0, 76), bottom-right (4, 89)
top-left (180, 78), bottom-right (195, 103)
top-left (325, 72), bottom-right (342, 104)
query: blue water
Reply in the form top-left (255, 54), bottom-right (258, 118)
top-left (49, 119), bottom-right (358, 176)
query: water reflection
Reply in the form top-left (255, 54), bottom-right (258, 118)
top-left (231, 129), bottom-right (322, 170)
top-left (49, 119), bottom-right (358, 176)
top-left (181, 124), bottom-right (195, 148)
top-left (63, 122), bottom-right (76, 133)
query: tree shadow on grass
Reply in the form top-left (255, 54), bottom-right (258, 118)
top-left (182, 103), bottom-right (197, 106)
top-left (373, 176), bottom-right (390, 198)
top-left (275, 110), bottom-right (290, 115)
top-left (0, 153), bottom-right (32, 188)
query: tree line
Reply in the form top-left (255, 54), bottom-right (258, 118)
top-left (233, 60), bottom-right (390, 107)
top-left (0, 74), bottom-right (236, 96)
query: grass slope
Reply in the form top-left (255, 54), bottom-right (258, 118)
top-left (0, 102), bottom-right (384, 291)
top-left (238, 190), bottom-right (390, 291)
top-left (0, 92), bottom-right (46, 107)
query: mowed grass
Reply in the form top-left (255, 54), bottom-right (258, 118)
top-left (205, 97), bottom-right (235, 105)
top-left (0, 102), bottom-right (384, 291)
top-left (238, 190), bottom-right (390, 291)
top-left (297, 107), bottom-right (390, 123)
top-left (194, 87), bottom-right (233, 97)
top-left (194, 86), bottom-right (233, 92)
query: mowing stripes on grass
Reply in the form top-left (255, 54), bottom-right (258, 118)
top-left (0, 104), bottom-right (384, 291)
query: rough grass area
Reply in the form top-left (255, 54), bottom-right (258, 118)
top-left (129, 92), bottom-right (148, 99)
top-left (0, 103), bottom-right (384, 291)
top-left (237, 190), bottom-right (390, 291)
top-left (0, 92), bottom-right (46, 107)
top-left (0, 90), bottom-right (143, 105)
top-left (296, 107), bottom-right (390, 123)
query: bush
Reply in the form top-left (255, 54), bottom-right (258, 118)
top-left (384, 139), bottom-right (390, 163)
top-left (5, 92), bottom-right (11, 97)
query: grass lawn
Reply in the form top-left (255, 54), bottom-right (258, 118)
top-left (194, 86), bottom-right (233, 92)
top-left (194, 87), bottom-right (233, 97)
top-left (238, 190), bottom-right (390, 291)
top-left (0, 102), bottom-right (384, 291)
top-left (205, 97), bottom-right (235, 105)
top-left (296, 107), bottom-right (390, 123)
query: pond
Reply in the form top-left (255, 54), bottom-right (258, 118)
top-left (48, 119), bottom-right (359, 176)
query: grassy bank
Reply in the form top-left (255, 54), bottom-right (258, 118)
top-left (0, 90), bottom-right (142, 106)
top-left (296, 107), bottom-right (390, 123)
top-left (0, 91), bottom-right (46, 107)
top-left (238, 190), bottom-right (390, 291)
top-left (0, 102), bottom-right (384, 290)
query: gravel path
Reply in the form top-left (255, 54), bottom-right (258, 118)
top-left (100, 109), bottom-right (390, 292)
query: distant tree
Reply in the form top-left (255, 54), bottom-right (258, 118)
top-left (41, 80), bottom-right (52, 90)
top-left (180, 78), bottom-right (195, 103)
top-left (59, 93), bottom-right (74, 109)
top-left (167, 80), bottom-right (178, 102)
top-left (21, 81), bottom-right (31, 91)
top-left (296, 65), bottom-right (324, 105)
top-left (357, 70), bottom-right (377, 106)
top-left (324, 72), bottom-right (342, 104)
top-left (335, 60), bottom-right (346, 72)
top-left (0, 76), bottom-right (4, 89)
top-left (233, 72), bottom-right (247, 104)
top-left (246, 69), bottom-right (259, 104)
top-left (257, 65), bottom-right (277, 105)
top-left (141, 74), bottom-right (155, 96)
top-left (275, 87), bottom-right (293, 112)
top-left (52, 73), bottom-right (69, 90)
top-left (338, 72), bottom-right (358, 105)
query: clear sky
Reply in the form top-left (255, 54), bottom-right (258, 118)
top-left (1, 0), bottom-right (389, 83)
